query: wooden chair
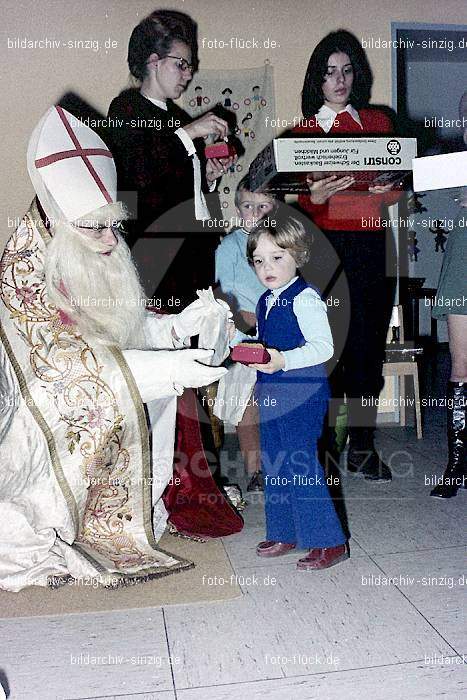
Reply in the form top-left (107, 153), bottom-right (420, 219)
top-left (382, 305), bottom-right (423, 439)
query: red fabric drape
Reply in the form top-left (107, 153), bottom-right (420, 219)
top-left (163, 388), bottom-right (243, 538)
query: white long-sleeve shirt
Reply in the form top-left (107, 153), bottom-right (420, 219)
top-left (141, 94), bottom-right (216, 221)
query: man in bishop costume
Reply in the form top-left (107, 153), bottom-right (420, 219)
top-left (0, 106), bottom-right (242, 592)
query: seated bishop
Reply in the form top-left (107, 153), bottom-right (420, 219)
top-left (0, 106), bottom-right (242, 592)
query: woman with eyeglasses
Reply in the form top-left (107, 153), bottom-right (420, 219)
top-left (292, 30), bottom-right (402, 482)
top-left (107, 9), bottom-right (232, 308)
top-left (107, 10), bottom-right (244, 539)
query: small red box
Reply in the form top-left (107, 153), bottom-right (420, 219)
top-left (205, 142), bottom-right (236, 160)
top-left (231, 342), bottom-right (270, 365)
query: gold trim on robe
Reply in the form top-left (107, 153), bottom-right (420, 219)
top-left (0, 202), bottom-right (192, 588)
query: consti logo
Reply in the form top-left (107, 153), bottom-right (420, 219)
top-left (363, 156), bottom-right (402, 165)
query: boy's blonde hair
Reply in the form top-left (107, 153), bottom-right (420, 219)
top-left (234, 174), bottom-right (276, 208)
top-left (247, 215), bottom-right (312, 267)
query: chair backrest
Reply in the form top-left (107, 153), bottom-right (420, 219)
top-left (387, 305), bottom-right (405, 344)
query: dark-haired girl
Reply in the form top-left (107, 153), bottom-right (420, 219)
top-left (107, 9), bottom-right (232, 307)
top-left (293, 30), bottom-right (401, 481)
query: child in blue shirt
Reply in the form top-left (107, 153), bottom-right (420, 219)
top-left (216, 177), bottom-right (276, 492)
top-left (216, 176), bottom-right (276, 331)
top-left (230, 215), bottom-right (348, 570)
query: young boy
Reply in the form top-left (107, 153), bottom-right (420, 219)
top-left (230, 215), bottom-right (349, 570)
top-left (215, 176), bottom-right (276, 491)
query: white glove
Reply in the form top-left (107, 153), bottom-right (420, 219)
top-left (171, 349), bottom-right (227, 388)
top-left (122, 349), bottom-right (227, 402)
top-left (172, 292), bottom-right (233, 339)
top-left (172, 298), bottom-right (207, 338)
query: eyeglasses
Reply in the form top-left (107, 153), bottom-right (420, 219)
top-left (163, 55), bottom-right (194, 73)
top-left (77, 221), bottom-right (126, 236)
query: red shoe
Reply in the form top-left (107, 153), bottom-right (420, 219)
top-left (256, 541), bottom-right (296, 557)
top-left (297, 544), bottom-right (349, 570)
top-left (302, 548), bottom-right (322, 560)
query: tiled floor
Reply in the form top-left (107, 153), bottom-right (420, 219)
top-left (0, 348), bottom-right (465, 699)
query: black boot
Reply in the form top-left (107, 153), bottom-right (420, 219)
top-left (431, 382), bottom-right (466, 499)
top-left (347, 428), bottom-right (392, 482)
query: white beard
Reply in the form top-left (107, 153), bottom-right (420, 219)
top-left (45, 221), bottom-right (147, 349)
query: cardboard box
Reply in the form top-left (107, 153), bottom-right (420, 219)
top-left (412, 151), bottom-right (467, 192)
top-left (249, 137), bottom-right (417, 193)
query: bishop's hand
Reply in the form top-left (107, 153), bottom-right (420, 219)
top-left (172, 349), bottom-right (227, 388)
top-left (172, 298), bottom-right (208, 338)
top-left (122, 348), bottom-right (227, 401)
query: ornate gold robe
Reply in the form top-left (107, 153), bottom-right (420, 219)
top-left (0, 201), bottom-right (192, 591)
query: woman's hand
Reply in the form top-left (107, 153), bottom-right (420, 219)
top-left (306, 173), bottom-right (355, 204)
top-left (250, 348), bottom-right (285, 373)
top-left (184, 112), bottom-right (228, 140)
top-left (206, 153), bottom-right (237, 183)
top-left (368, 182), bottom-right (395, 194)
top-left (206, 157), bottom-right (227, 182)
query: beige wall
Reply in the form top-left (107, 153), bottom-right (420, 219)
top-left (1, 0), bottom-right (465, 249)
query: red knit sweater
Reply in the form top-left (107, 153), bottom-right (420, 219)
top-left (293, 108), bottom-right (402, 231)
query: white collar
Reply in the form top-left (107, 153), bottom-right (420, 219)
top-left (316, 104), bottom-right (362, 133)
top-left (140, 92), bottom-right (168, 111)
top-left (270, 275), bottom-right (298, 297)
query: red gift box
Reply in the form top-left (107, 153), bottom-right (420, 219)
top-left (231, 343), bottom-right (270, 365)
top-left (204, 142), bottom-right (236, 160)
